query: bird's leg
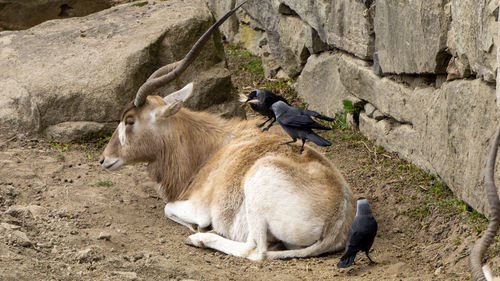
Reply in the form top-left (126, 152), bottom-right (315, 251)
top-left (257, 118), bottom-right (271, 128)
top-left (299, 139), bottom-right (306, 154)
top-left (280, 139), bottom-right (296, 146)
top-left (262, 119), bottom-right (276, 131)
top-left (366, 252), bottom-right (376, 264)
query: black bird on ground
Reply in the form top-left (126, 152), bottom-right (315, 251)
top-left (271, 101), bottom-right (334, 154)
top-left (337, 197), bottom-right (378, 268)
top-left (245, 89), bottom-right (289, 131)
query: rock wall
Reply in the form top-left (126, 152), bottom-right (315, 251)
top-left (207, 0), bottom-right (499, 215)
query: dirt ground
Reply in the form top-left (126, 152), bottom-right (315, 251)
top-left (0, 45), bottom-right (497, 281)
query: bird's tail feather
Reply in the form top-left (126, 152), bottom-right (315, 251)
top-left (304, 109), bottom-right (335, 122)
top-left (337, 254), bottom-right (356, 268)
top-left (310, 122), bottom-right (332, 130)
top-left (314, 113), bottom-right (335, 122)
top-left (307, 133), bottom-right (332, 146)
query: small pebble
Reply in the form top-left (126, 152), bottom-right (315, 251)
top-left (98, 232), bottom-right (111, 241)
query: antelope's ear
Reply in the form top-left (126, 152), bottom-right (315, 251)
top-left (151, 100), bottom-right (183, 122)
top-left (163, 82), bottom-right (194, 104)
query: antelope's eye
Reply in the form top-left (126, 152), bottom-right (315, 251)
top-left (125, 118), bottom-right (135, 126)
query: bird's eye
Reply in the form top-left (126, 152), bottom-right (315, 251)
top-left (125, 118), bottom-right (135, 126)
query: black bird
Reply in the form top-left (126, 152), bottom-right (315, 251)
top-left (337, 197), bottom-right (378, 268)
top-left (245, 89), bottom-right (289, 131)
top-left (271, 101), bottom-right (334, 154)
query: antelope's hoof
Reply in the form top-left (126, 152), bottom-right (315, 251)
top-left (185, 235), bottom-right (206, 248)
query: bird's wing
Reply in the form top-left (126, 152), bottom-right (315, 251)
top-left (278, 113), bottom-right (318, 128)
top-left (347, 217), bottom-right (377, 250)
top-left (279, 114), bottom-right (331, 130)
top-left (299, 108), bottom-right (335, 122)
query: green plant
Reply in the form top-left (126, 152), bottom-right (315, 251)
top-left (0, 25), bottom-right (12, 31)
top-left (405, 205), bottom-right (430, 220)
top-left (241, 58), bottom-right (264, 77)
top-left (376, 145), bottom-right (385, 154)
top-left (226, 43), bottom-right (253, 57)
top-left (342, 100), bottom-right (361, 114)
top-left (49, 140), bottom-right (74, 152)
top-left (131, 1), bottom-right (148, 7)
top-left (94, 180), bottom-right (114, 187)
top-left (430, 180), bottom-right (445, 197)
top-left (333, 113), bottom-right (349, 130)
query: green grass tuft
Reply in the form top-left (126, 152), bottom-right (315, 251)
top-left (131, 1), bottom-right (148, 7)
top-left (94, 180), bottom-right (114, 187)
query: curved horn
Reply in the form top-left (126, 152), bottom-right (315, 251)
top-left (134, 1), bottom-right (248, 107)
top-left (470, 124), bottom-right (500, 281)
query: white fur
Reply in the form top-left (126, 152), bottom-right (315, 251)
top-left (117, 122), bottom-right (126, 146)
top-left (244, 165), bottom-right (323, 246)
top-left (164, 200), bottom-right (211, 232)
top-left (180, 163), bottom-right (327, 260)
top-left (163, 82), bottom-right (194, 104)
top-left (483, 264), bottom-right (500, 281)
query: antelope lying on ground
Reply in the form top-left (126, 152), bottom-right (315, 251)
top-left (470, 125), bottom-right (500, 281)
top-left (100, 3), bottom-right (355, 260)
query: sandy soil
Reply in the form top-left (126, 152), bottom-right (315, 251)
top-left (0, 44), bottom-right (497, 281)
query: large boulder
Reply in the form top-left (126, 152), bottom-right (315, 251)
top-left (278, 15), bottom-right (328, 78)
top-left (0, 0), bottom-right (236, 140)
top-left (374, 0), bottom-right (451, 74)
top-left (278, 0), bottom-right (375, 59)
top-left (0, 0), bottom-right (112, 30)
top-left (204, 0), bottom-right (240, 42)
top-left (448, 0), bottom-right (497, 82)
top-left (296, 52), bottom-right (350, 116)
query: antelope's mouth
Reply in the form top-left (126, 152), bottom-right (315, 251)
top-left (101, 157), bottom-right (123, 170)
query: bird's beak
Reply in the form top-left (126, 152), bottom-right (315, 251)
top-left (239, 93), bottom-right (249, 103)
top-left (246, 98), bottom-right (259, 104)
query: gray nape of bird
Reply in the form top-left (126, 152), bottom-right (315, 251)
top-left (245, 89), bottom-right (289, 131)
top-left (271, 101), bottom-right (333, 154)
top-left (337, 197), bottom-right (378, 268)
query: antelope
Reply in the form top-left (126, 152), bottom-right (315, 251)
top-left (100, 2), bottom-right (355, 260)
top-left (470, 124), bottom-right (500, 281)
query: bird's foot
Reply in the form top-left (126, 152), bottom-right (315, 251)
top-left (280, 141), bottom-right (292, 146)
top-left (299, 147), bottom-right (304, 154)
top-left (256, 123), bottom-right (265, 128)
top-left (262, 126), bottom-right (270, 132)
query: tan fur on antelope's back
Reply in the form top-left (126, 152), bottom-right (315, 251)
top-left (183, 131), bottom-right (355, 248)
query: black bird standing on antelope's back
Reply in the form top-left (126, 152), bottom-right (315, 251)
top-left (337, 197), bottom-right (378, 268)
top-left (271, 101), bottom-right (334, 154)
top-left (244, 89), bottom-right (289, 131)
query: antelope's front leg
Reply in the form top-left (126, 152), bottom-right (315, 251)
top-left (164, 200), bottom-right (211, 232)
top-left (185, 233), bottom-right (265, 261)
